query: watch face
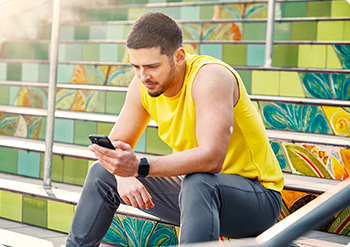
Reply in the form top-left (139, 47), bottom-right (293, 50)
top-left (138, 158), bottom-right (149, 177)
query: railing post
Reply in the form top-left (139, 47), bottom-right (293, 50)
top-left (264, 0), bottom-right (276, 68)
top-left (43, 0), bottom-right (61, 188)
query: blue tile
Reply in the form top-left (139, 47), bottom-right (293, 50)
top-left (246, 44), bottom-right (265, 66)
top-left (199, 44), bottom-right (223, 60)
top-left (60, 26), bottom-right (75, 40)
top-left (54, 118), bottom-right (74, 143)
top-left (134, 131), bottom-right (146, 153)
top-left (100, 44), bottom-right (119, 62)
top-left (180, 6), bottom-right (201, 20)
top-left (58, 44), bottom-right (66, 61)
top-left (66, 44), bottom-right (82, 61)
top-left (9, 86), bottom-right (20, 105)
top-left (106, 25), bottom-right (125, 40)
top-left (22, 63), bottom-right (39, 82)
top-left (89, 25), bottom-right (107, 39)
top-left (17, 150), bottom-right (41, 178)
top-left (39, 64), bottom-right (50, 82)
top-left (0, 63), bottom-right (6, 80)
top-left (57, 64), bottom-right (76, 83)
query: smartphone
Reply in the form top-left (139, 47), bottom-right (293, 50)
top-left (89, 134), bottom-right (115, 150)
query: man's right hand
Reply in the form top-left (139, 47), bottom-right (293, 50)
top-left (115, 176), bottom-right (154, 209)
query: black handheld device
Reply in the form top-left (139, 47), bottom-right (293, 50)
top-left (89, 134), bottom-right (115, 150)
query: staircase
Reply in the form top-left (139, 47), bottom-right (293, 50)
top-left (0, 0), bottom-right (350, 246)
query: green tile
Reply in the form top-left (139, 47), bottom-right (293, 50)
top-left (39, 64), bottom-right (50, 82)
top-left (119, 0), bottom-right (148, 3)
top-left (57, 64), bottom-right (76, 83)
top-left (95, 90), bottom-right (107, 113)
top-left (89, 25), bottom-right (107, 40)
top-left (97, 122), bottom-right (114, 136)
top-left (22, 63), bottom-right (39, 82)
top-left (110, 9), bottom-right (130, 21)
top-left (74, 120), bottom-right (97, 145)
top-left (66, 44), bottom-right (82, 61)
top-left (272, 45), bottom-right (298, 68)
top-left (9, 86), bottom-right (20, 105)
top-left (34, 43), bottom-right (49, 60)
top-left (0, 85), bottom-right (10, 105)
top-left (82, 44), bottom-right (100, 61)
top-left (7, 63), bottom-right (22, 81)
top-left (105, 91), bottom-right (126, 114)
top-left (282, 2), bottom-right (307, 18)
top-left (146, 7), bottom-right (181, 19)
top-left (0, 63), bottom-right (6, 80)
top-left (60, 26), bottom-right (75, 40)
top-left (242, 22), bottom-right (266, 41)
top-left (23, 196), bottom-right (47, 228)
top-left (83, 10), bottom-right (112, 22)
top-left (199, 44), bottom-right (223, 60)
top-left (180, 6), bottom-right (200, 20)
top-left (298, 45), bottom-right (327, 69)
top-left (54, 118), bottom-right (74, 143)
top-left (146, 127), bottom-right (172, 155)
top-left (106, 25), bottom-right (125, 40)
top-left (39, 117), bottom-right (47, 140)
top-left (251, 70), bottom-right (279, 96)
top-left (127, 8), bottom-right (146, 20)
top-left (40, 154), bottom-right (64, 182)
top-left (326, 45), bottom-right (343, 69)
top-left (200, 5), bottom-right (214, 20)
top-left (317, 21), bottom-right (344, 41)
top-left (63, 157), bottom-right (89, 186)
top-left (331, 1), bottom-right (350, 17)
top-left (5, 43), bottom-right (34, 59)
top-left (222, 44), bottom-right (246, 66)
top-left (0, 147), bottom-right (18, 173)
top-left (100, 44), bottom-right (119, 62)
top-left (17, 150), bottom-right (41, 178)
top-left (274, 22), bottom-right (291, 41)
top-left (279, 72), bottom-right (305, 97)
top-left (74, 26), bottom-right (90, 40)
top-left (119, 44), bottom-right (127, 62)
top-left (48, 201), bottom-right (74, 233)
top-left (236, 70), bottom-right (252, 94)
top-left (0, 191), bottom-right (22, 221)
top-left (291, 21), bottom-right (317, 41)
top-left (307, 1), bottom-right (331, 17)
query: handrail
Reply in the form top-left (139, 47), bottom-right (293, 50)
top-left (187, 178), bottom-right (350, 247)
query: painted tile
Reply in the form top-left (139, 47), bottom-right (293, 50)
top-left (59, 26), bottom-right (75, 40)
top-left (17, 150), bottom-right (41, 178)
top-left (323, 106), bottom-right (350, 137)
top-left (7, 63), bottom-right (21, 81)
top-left (236, 70), bottom-right (251, 94)
top-left (291, 21), bottom-right (317, 41)
top-left (97, 122), bottom-right (114, 136)
top-left (180, 6), bottom-right (200, 20)
top-left (334, 45), bottom-right (350, 69)
top-left (38, 64), bottom-right (50, 82)
top-left (251, 71), bottom-right (279, 96)
top-left (272, 45), bottom-right (298, 68)
top-left (0, 85), bottom-right (10, 105)
top-left (0, 147), bottom-right (18, 174)
top-left (22, 63), bottom-right (39, 82)
top-left (331, 1), bottom-right (350, 17)
top-left (57, 64), bottom-right (76, 83)
top-left (105, 91), bottom-right (127, 115)
top-left (54, 118), bottom-right (74, 143)
top-left (127, 8), bottom-right (146, 20)
top-left (74, 120), bottom-right (97, 145)
top-left (48, 200), bottom-right (74, 233)
top-left (242, 22), bottom-right (266, 41)
top-left (89, 25), bottom-right (107, 40)
top-left (23, 195), bottom-right (47, 228)
top-left (74, 26), bottom-right (90, 40)
top-left (274, 22), bottom-right (291, 41)
top-left (0, 191), bottom-right (22, 221)
top-left (135, 131), bottom-right (146, 153)
top-left (0, 63), bottom-right (6, 80)
top-left (282, 2), bottom-right (307, 18)
top-left (326, 45), bottom-right (343, 69)
top-left (199, 44), bottom-right (223, 60)
top-left (223, 44), bottom-right (246, 66)
top-left (106, 25), bottom-right (125, 40)
top-left (146, 127), bottom-right (172, 155)
top-left (279, 72), bottom-right (305, 97)
top-left (63, 157), bottom-right (89, 186)
top-left (100, 44), bottom-right (119, 62)
top-left (298, 45), bottom-right (326, 69)
top-left (82, 44), bottom-right (100, 61)
top-left (246, 44), bottom-right (265, 67)
top-left (317, 21), bottom-right (344, 41)
top-left (307, 1), bottom-right (331, 17)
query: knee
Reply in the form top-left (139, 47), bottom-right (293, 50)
top-left (180, 173), bottom-right (216, 201)
top-left (85, 161), bottom-right (115, 186)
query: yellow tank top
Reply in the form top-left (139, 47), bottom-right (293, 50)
top-left (141, 53), bottom-right (284, 192)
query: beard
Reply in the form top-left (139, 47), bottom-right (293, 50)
top-left (147, 61), bottom-right (177, 98)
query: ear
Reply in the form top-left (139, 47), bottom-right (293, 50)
top-left (174, 47), bottom-right (186, 66)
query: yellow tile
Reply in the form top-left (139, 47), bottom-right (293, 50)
top-left (326, 45), bottom-right (343, 69)
top-left (0, 191), bottom-right (22, 222)
top-left (280, 72), bottom-right (305, 97)
top-left (48, 200), bottom-right (75, 233)
top-left (298, 45), bottom-right (327, 69)
top-left (251, 71), bottom-right (279, 96)
top-left (344, 21), bottom-right (350, 41)
top-left (317, 21), bottom-right (344, 41)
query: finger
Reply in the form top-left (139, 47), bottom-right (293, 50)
top-left (140, 189), bottom-right (154, 209)
top-left (113, 141), bottom-right (131, 151)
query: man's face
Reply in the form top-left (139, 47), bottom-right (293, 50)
top-left (129, 47), bottom-right (178, 97)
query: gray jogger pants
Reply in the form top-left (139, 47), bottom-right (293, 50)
top-left (66, 161), bottom-right (282, 246)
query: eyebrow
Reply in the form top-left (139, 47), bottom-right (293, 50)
top-left (130, 62), bottom-right (160, 67)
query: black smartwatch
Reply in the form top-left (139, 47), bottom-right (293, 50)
top-left (138, 157), bottom-right (149, 178)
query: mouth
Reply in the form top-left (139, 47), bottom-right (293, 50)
top-left (144, 81), bottom-right (158, 89)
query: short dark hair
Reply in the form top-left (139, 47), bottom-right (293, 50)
top-left (126, 12), bottom-right (183, 57)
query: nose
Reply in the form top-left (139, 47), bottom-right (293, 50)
top-left (140, 68), bottom-right (151, 82)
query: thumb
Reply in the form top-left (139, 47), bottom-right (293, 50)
top-left (112, 141), bottom-right (131, 151)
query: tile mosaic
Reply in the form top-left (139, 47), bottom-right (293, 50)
top-left (199, 44), bottom-right (223, 60)
top-left (317, 21), bottom-right (344, 41)
top-left (82, 44), bottom-right (100, 61)
top-left (326, 45), bottom-right (343, 69)
top-left (272, 44), bottom-right (298, 68)
top-left (331, 0), bottom-right (350, 17)
top-left (38, 64), bottom-right (50, 82)
top-left (246, 44), bottom-right (265, 67)
top-left (0, 147), bottom-right (18, 174)
top-left (22, 195), bottom-right (47, 228)
top-left (100, 44), bottom-right (119, 62)
top-left (279, 72), bottom-right (305, 98)
top-left (57, 64), bottom-right (76, 83)
top-left (63, 157), bottom-right (89, 186)
top-left (105, 91), bottom-right (126, 115)
top-left (273, 22), bottom-right (291, 41)
top-left (0, 63), bottom-right (6, 80)
top-left (74, 26), bottom-right (90, 40)
top-left (282, 1), bottom-right (307, 18)
top-left (307, 1), bottom-right (331, 17)
top-left (106, 24), bottom-right (125, 40)
top-left (223, 44), bottom-right (247, 66)
top-left (251, 70), bottom-right (279, 96)
top-left (236, 70), bottom-right (251, 94)
top-left (291, 21), bottom-right (317, 41)
top-left (48, 200), bottom-right (74, 233)
top-left (22, 63), bottom-right (39, 82)
top-left (7, 63), bottom-right (21, 81)
top-left (17, 150), bottom-right (41, 178)
top-left (298, 45), bottom-right (327, 69)
top-left (0, 85), bottom-right (10, 105)
top-left (146, 127), bottom-right (172, 155)
top-left (74, 120), bottom-right (97, 145)
top-left (242, 22), bottom-right (266, 41)
top-left (60, 26), bottom-right (75, 40)
top-left (127, 8), bottom-right (146, 21)
top-left (0, 191), bottom-right (22, 221)
top-left (135, 131), bottom-right (146, 153)
top-left (54, 118), bottom-right (74, 143)
top-left (89, 25), bottom-right (107, 40)
top-left (180, 6), bottom-right (201, 20)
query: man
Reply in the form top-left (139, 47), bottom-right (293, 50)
top-left (66, 12), bottom-right (284, 246)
